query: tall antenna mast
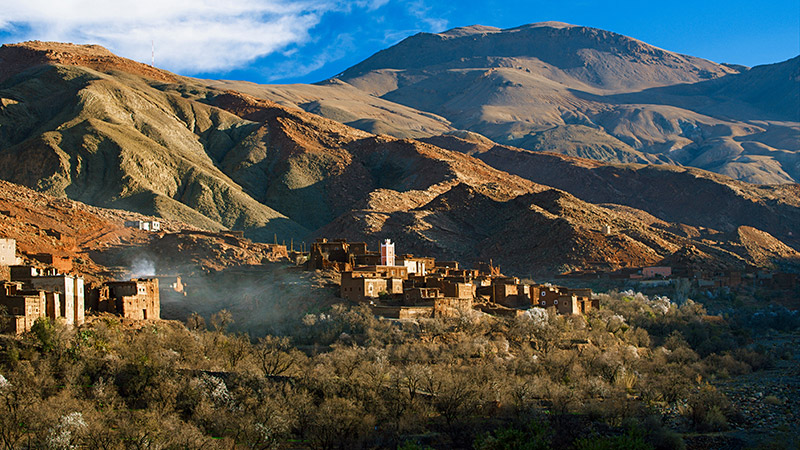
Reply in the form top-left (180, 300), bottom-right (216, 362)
top-left (151, 40), bottom-right (154, 66)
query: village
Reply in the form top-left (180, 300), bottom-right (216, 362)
top-left (557, 260), bottom-right (798, 292)
top-left (0, 222), bottom-right (175, 334)
top-left (303, 238), bottom-right (598, 319)
top-left (0, 221), bottom-right (798, 448)
top-left (2, 216), bottom-right (797, 334)
top-left (0, 216), bottom-right (606, 333)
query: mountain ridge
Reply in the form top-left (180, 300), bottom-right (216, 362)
top-left (242, 21), bottom-right (799, 185)
top-left (0, 39), bottom-right (798, 276)
top-left (339, 22), bottom-right (738, 92)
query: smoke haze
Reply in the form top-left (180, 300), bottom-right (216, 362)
top-left (129, 257), bottom-right (156, 278)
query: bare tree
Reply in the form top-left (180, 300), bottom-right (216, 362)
top-left (254, 336), bottom-right (299, 377)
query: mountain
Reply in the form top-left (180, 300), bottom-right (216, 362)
top-left (0, 42), bottom-right (309, 242)
top-left (0, 41), bottom-right (798, 276)
top-left (257, 22), bottom-right (799, 185)
top-left (430, 139), bottom-right (800, 248)
top-left (204, 78), bottom-right (456, 139)
top-left (338, 22), bottom-right (737, 91)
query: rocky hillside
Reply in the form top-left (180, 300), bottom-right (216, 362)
top-left (0, 179), bottom-right (291, 278)
top-left (429, 142), bottom-right (800, 250)
top-left (0, 43), bottom-right (307, 242)
top-left (0, 178), bottom-right (181, 281)
top-left (0, 41), bottom-right (798, 276)
top-left (204, 78), bottom-right (456, 139)
top-left (258, 22), bottom-right (799, 184)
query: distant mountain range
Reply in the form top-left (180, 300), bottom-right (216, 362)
top-left (219, 22), bottom-right (799, 185)
top-left (0, 28), bottom-right (798, 276)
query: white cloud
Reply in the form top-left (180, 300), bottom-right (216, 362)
top-left (406, 0), bottom-right (448, 33)
top-left (263, 32), bottom-right (355, 81)
top-left (377, 1), bottom-right (448, 46)
top-left (0, 0), bottom-right (370, 73)
top-left (352, 0), bottom-right (390, 11)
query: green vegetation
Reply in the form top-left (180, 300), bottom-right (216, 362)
top-left (0, 291), bottom-right (791, 448)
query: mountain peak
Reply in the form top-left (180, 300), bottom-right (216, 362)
top-left (0, 40), bottom-right (176, 83)
top-left (512, 21), bottom-right (577, 29)
top-left (437, 22), bottom-right (579, 38)
top-left (437, 25), bottom-right (501, 37)
top-left (3, 41), bottom-right (116, 57)
top-left (339, 22), bottom-right (737, 91)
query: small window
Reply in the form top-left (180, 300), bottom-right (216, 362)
top-left (554, 300), bottom-right (558, 305)
top-left (540, 301), bottom-right (546, 306)
top-left (541, 291), bottom-right (546, 297)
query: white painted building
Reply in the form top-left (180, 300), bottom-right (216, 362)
top-left (0, 238), bottom-right (18, 265)
top-left (124, 220), bottom-right (161, 232)
top-left (380, 239), bottom-right (396, 266)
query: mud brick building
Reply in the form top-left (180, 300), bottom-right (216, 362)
top-left (91, 278), bottom-right (160, 320)
top-left (0, 282), bottom-right (46, 334)
top-left (340, 265), bottom-right (408, 301)
top-left (530, 285), bottom-right (596, 315)
top-left (488, 277), bottom-right (526, 307)
top-left (9, 265), bottom-right (85, 327)
top-left (308, 238), bottom-right (380, 270)
top-left (125, 220), bottom-right (161, 232)
top-left (30, 253), bottom-right (73, 274)
top-left (426, 278), bottom-right (475, 299)
top-left (404, 287), bottom-right (443, 304)
top-left (397, 254), bottom-right (434, 276)
top-left (0, 263), bottom-right (85, 333)
top-left (27, 275), bottom-right (85, 326)
top-left (0, 238), bottom-right (17, 266)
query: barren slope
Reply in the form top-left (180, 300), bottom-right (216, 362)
top-left (449, 144), bottom-right (800, 250)
top-left (237, 22), bottom-right (799, 184)
top-left (205, 78), bottom-right (456, 139)
top-left (1, 41), bottom-right (798, 276)
top-left (0, 46), bottom-right (309, 241)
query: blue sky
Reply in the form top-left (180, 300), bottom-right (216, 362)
top-left (1, 0), bottom-right (797, 84)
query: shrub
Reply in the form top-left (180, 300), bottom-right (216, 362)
top-left (572, 427), bottom-right (654, 450)
top-left (685, 384), bottom-right (731, 431)
top-left (30, 318), bottom-right (58, 353)
top-left (473, 420), bottom-right (551, 450)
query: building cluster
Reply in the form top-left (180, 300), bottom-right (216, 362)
top-left (310, 238), bottom-right (597, 319)
top-left (124, 220), bottom-right (161, 232)
top-left (563, 264), bottom-right (798, 291)
top-left (489, 278), bottom-right (597, 315)
top-left (0, 238), bottom-right (161, 334)
top-left (1, 265), bottom-right (85, 334)
top-left (307, 238), bottom-right (379, 271)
